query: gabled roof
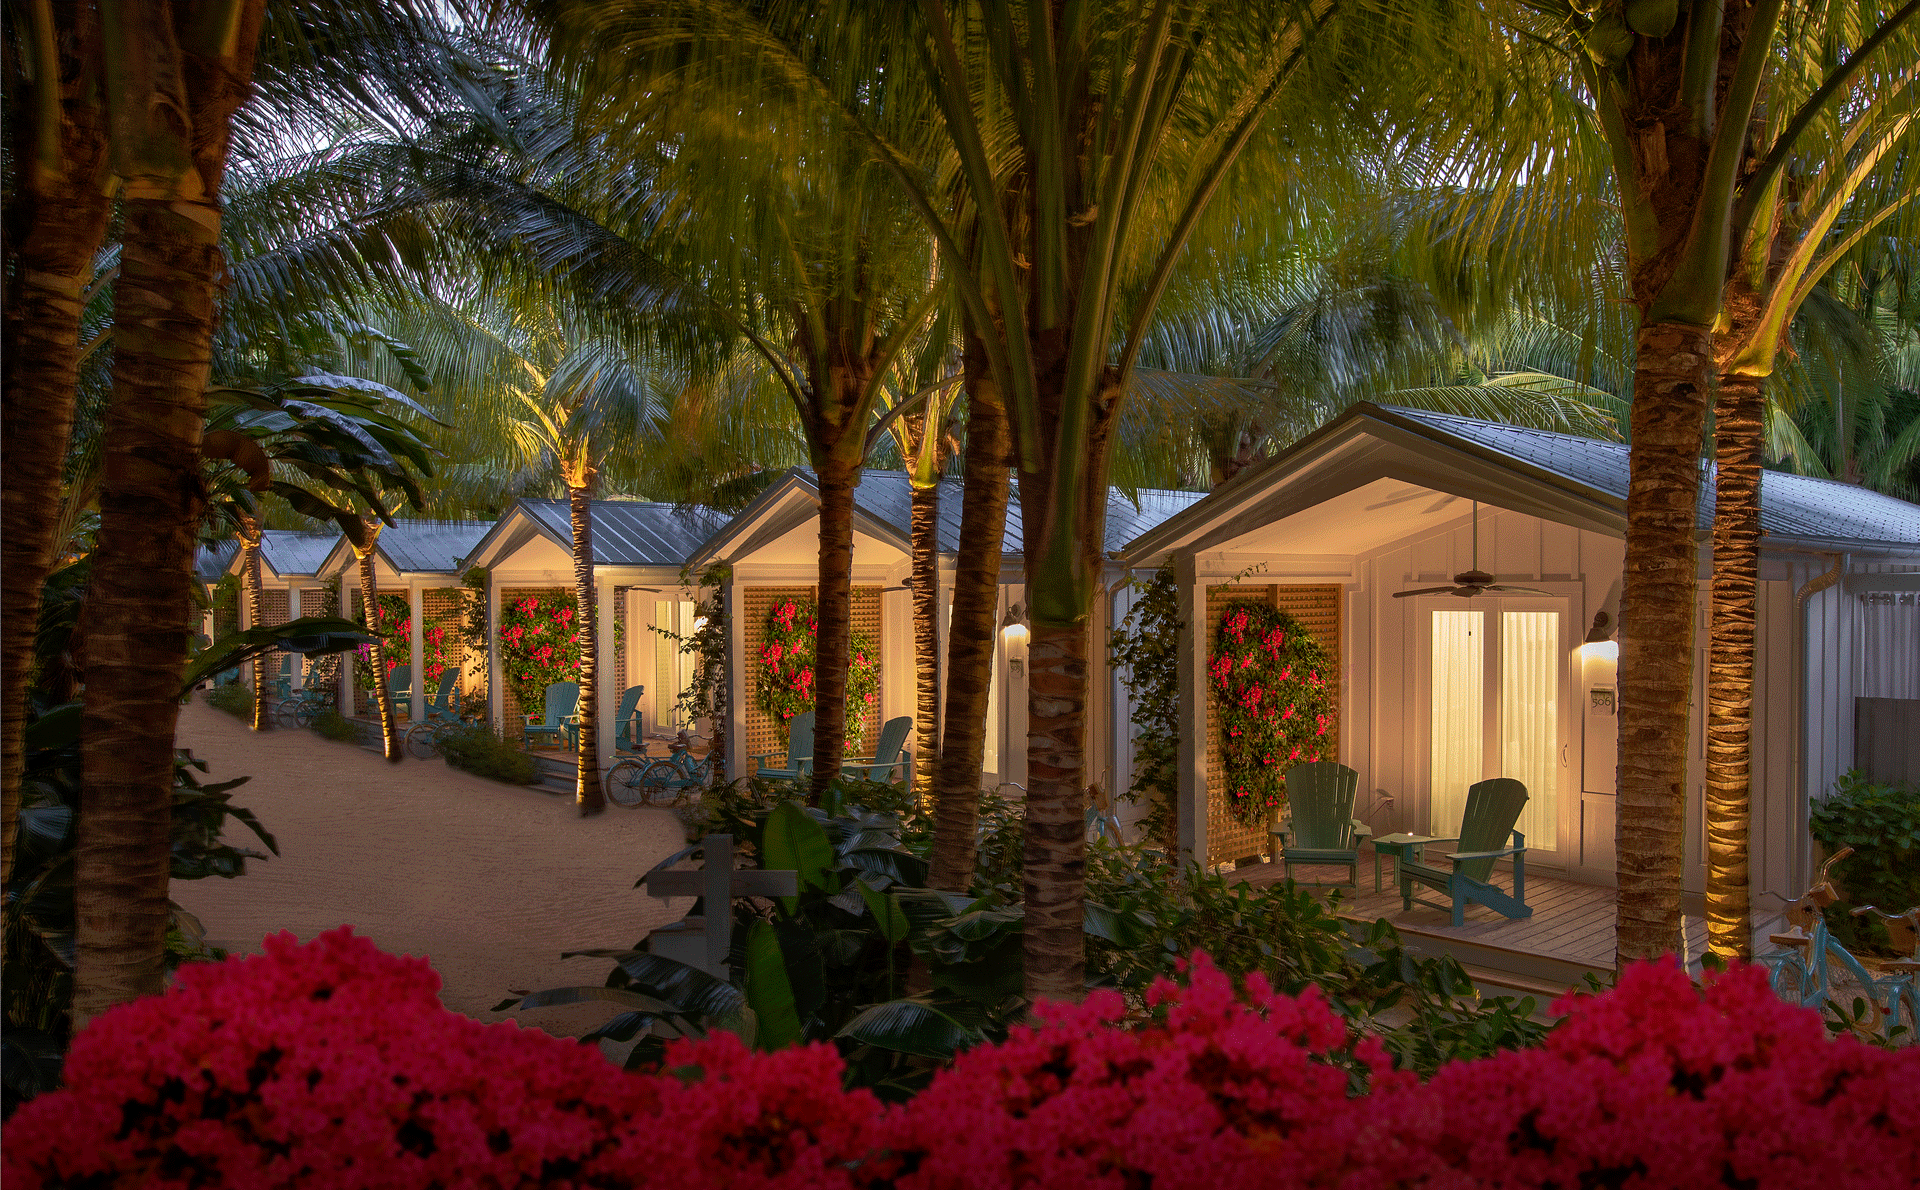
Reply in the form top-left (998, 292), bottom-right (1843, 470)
top-left (464, 498), bottom-right (729, 572)
top-left (692, 467), bottom-right (1206, 566)
top-left (1124, 402), bottom-right (1920, 559)
top-left (222, 531), bottom-right (335, 581)
top-left (196, 540), bottom-right (240, 582)
top-left (318, 519), bottom-right (495, 578)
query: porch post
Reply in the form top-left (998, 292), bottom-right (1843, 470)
top-left (597, 573), bottom-right (617, 776)
top-left (488, 576), bottom-right (504, 734)
top-left (1175, 552), bottom-right (1208, 868)
top-left (725, 573), bottom-right (745, 781)
top-left (410, 582), bottom-right (426, 721)
top-left (287, 585), bottom-right (303, 689)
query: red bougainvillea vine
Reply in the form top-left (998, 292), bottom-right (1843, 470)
top-left (498, 591), bottom-right (583, 699)
top-left (1212, 600), bottom-right (1336, 825)
top-left (8, 929), bottom-right (1916, 1189)
top-left (755, 596), bottom-right (881, 749)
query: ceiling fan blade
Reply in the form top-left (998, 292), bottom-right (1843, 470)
top-left (1484, 585), bottom-right (1557, 597)
top-left (1392, 586), bottom-right (1458, 598)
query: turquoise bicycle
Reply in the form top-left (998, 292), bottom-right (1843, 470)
top-left (1849, 905), bottom-right (1919, 1043)
top-left (1758, 848), bottom-right (1888, 1037)
top-left (607, 732), bottom-right (715, 809)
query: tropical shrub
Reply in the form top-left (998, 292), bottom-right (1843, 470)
top-left (439, 722), bottom-right (538, 786)
top-left (754, 596), bottom-right (881, 749)
top-left (351, 591), bottom-right (413, 690)
top-left (1108, 562), bottom-right (1181, 853)
top-left (1211, 600), bottom-right (1336, 825)
top-left (203, 680), bottom-right (252, 719)
top-left (1810, 770), bottom-right (1920, 954)
top-left (309, 709), bottom-right (359, 741)
top-left (10, 933), bottom-right (1916, 1189)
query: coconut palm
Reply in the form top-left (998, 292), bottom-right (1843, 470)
top-left (1703, 10), bottom-right (1920, 959)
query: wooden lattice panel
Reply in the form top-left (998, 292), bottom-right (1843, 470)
top-left (259, 588), bottom-right (290, 627)
top-left (297, 587), bottom-right (334, 684)
top-left (422, 587), bottom-right (470, 698)
top-left (740, 585), bottom-right (884, 773)
top-left (611, 586), bottom-right (628, 697)
top-left (348, 586), bottom-right (411, 717)
top-left (500, 587), bottom-right (568, 735)
top-left (1204, 584), bottom-right (1343, 865)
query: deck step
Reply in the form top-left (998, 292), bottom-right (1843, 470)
top-left (1349, 914), bottom-right (1614, 991)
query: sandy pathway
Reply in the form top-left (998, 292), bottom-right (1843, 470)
top-left (171, 698), bottom-right (691, 1037)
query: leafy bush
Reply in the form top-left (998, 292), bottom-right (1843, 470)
top-left (1811, 770), bottom-right (1920, 954)
top-left (439, 722), bottom-right (538, 785)
top-left (202, 680), bottom-right (252, 719)
top-left (10, 932), bottom-right (1916, 1189)
top-left (310, 709), bottom-right (360, 742)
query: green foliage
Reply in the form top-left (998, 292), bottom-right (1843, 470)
top-left (1109, 563), bottom-right (1181, 853)
top-left (653, 564), bottom-right (732, 749)
top-left (311, 710), bottom-right (361, 742)
top-left (204, 682), bottom-right (253, 719)
top-left (1211, 601), bottom-right (1337, 826)
top-left (438, 722), bottom-right (538, 786)
top-left (4, 703), bottom-right (271, 1115)
top-left (352, 593), bottom-right (413, 692)
top-left (460, 567), bottom-right (491, 692)
top-left (1810, 771), bottom-right (1920, 954)
top-left (498, 591), bottom-right (583, 702)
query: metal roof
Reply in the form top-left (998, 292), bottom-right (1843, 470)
top-left (1379, 405), bottom-right (1920, 549)
top-left (196, 539), bottom-right (240, 582)
top-left (519, 499), bottom-right (731, 567)
top-left (371, 520), bottom-right (494, 574)
top-left (256, 531), bottom-right (336, 579)
top-left (758, 469), bottom-right (1203, 558)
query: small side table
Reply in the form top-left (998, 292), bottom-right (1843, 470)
top-left (1368, 833), bottom-right (1441, 895)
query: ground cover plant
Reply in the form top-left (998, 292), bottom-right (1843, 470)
top-left (439, 723), bottom-right (538, 786)
top-left (309, 710), bottom-right (360, 743)
top-left (7, 927), bottom-right (1915, 1187)
top-left (202, 682), bottom-right (253, 721)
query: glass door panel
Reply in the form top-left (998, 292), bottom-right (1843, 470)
top-left (1500, 610), bottom-right (1559, 845)
top-left (1429, 609), bottom-right (1483, 836)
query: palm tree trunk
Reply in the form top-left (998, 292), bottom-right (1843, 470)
top-left (1615, 321), bottom-right (1714, 963)
top-left (1704, 372), bottom-right (1764, 960)
top-left (1, 0), bottom-right (112, 887)
top-left (357, 539), bottom-right (401, 763)
top-left (571, 481), bottom-right (605, 815)
top-left (809, 452), bottom-right (860, 801)
top-left (929, 358), bottom-right (1011, 891)
top-left (243, 519), bottom-right (271, 731)
top-left (909, 473), bottom-right (942, 806)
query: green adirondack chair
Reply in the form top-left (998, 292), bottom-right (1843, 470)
top-left (385, 665), bottom-right (412, 714)
top-left (610, 685), bottom-right (646, 756)
top-left (420, 670), bottom-right (460, 725)
top-left (523, 682), bottom-right (580, 751)
top-left (842, 716), bottom-right (914, 783)
top-left (751, 711), bottom-right (814, 782)
top-left (1399, 778), bottom-right (1532, 926)
top-left (1271, 761), bottom-right (1371, 888)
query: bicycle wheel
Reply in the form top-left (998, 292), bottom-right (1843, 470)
top-left (405, 722), bottom-right (440, 760)
top-left (606, 760), bottom-right (650, 808)
top-left (1764, 953), bottom-right (1812, 1007)
top-left (1881, 983), bottom-right (1918, 1044)
top-left (641, 761), bottom-right (684, 807)
top-left (1819, 949), bottom-right (1887, 1038)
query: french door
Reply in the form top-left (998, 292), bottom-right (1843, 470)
top-left (1424, 598), bottom-right (1569, 853)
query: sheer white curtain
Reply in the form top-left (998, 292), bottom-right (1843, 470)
top-left (1429, 609), bottom-right (1483, 835)
top-left (1500, 610), bottom-right (1559, 844)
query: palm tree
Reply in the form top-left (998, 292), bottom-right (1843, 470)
top-left (1, 1), bottom-right (112, 888)
top-left (1703, 11), bottom-right (1920, 959)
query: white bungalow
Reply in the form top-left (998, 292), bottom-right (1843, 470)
top-left (685, 468), bottom-right (1203, 794)
top-left (221, 530), bottom-right (336, 690)
top-left (316, 520), bottom-right (494, 719)
top-left (460, 498), bottom-right (729, 769)
top-left (1119, 402), bottom-right (1920, 970)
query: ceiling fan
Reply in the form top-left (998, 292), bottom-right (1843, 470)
top-left (1392, 500), bottom-right (1555, 599)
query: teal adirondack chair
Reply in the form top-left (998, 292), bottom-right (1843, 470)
top-left (524, 682), bottom-right (580, 751)
top-left (1399, 778), bottom-right (1532, 926)
top-left (1271, 761), bottom-right (1371, 888)
top-left (269, 654), bottom-right (295, 700)
top-left (420, 670), bottom-right (460, 726)
top-left (385, 665), bottom-right (413, 714)
top-left (842, 716), bottom-right (914, 783)
top-left (752, 711), bottom-right (814, 781)
top-left (610, 685), bottom-right (647, 756)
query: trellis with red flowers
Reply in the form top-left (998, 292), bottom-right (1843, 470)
top-left (353, 593), bottom-right (413, 691)
top-left (1212, 600), bottom-right (1336, 826)
top-left (499, 591), bottom-right (584, 698)
top-left (755, 596), bottom-right (881, 749)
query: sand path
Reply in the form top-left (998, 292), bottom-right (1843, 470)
top-left (171, 698), bottom-right (691, 1037)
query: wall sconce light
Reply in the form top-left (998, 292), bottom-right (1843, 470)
top-left (1002, 602), bottom-right (1029, 676)
top-left (1580, 610), bottom-right (1618, 661)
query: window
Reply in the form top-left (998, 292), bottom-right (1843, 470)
top-left (1427, 601), bottom-right (1563, 848)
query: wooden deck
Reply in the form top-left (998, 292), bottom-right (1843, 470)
top-left (1230, 855), bottom-right (1773, 993)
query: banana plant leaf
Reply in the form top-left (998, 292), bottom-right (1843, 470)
top-left (180, 617), bottom-right (375, 695)
top-left (837, 998), bottom-right (980, 1061)
top-left (743, 921), bottom-right (805, 1051)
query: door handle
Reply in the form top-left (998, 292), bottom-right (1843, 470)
top-left (1561, 744), bottom-right (1569, 766)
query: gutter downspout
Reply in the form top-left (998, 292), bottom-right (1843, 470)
top-left (1792, 552), bottom-right (1845, 889)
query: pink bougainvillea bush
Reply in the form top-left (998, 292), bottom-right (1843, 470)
top-left (8, 932), bottom-right (1916, 1189)
top-left (1211, 600), bottom-right (1336, 825)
